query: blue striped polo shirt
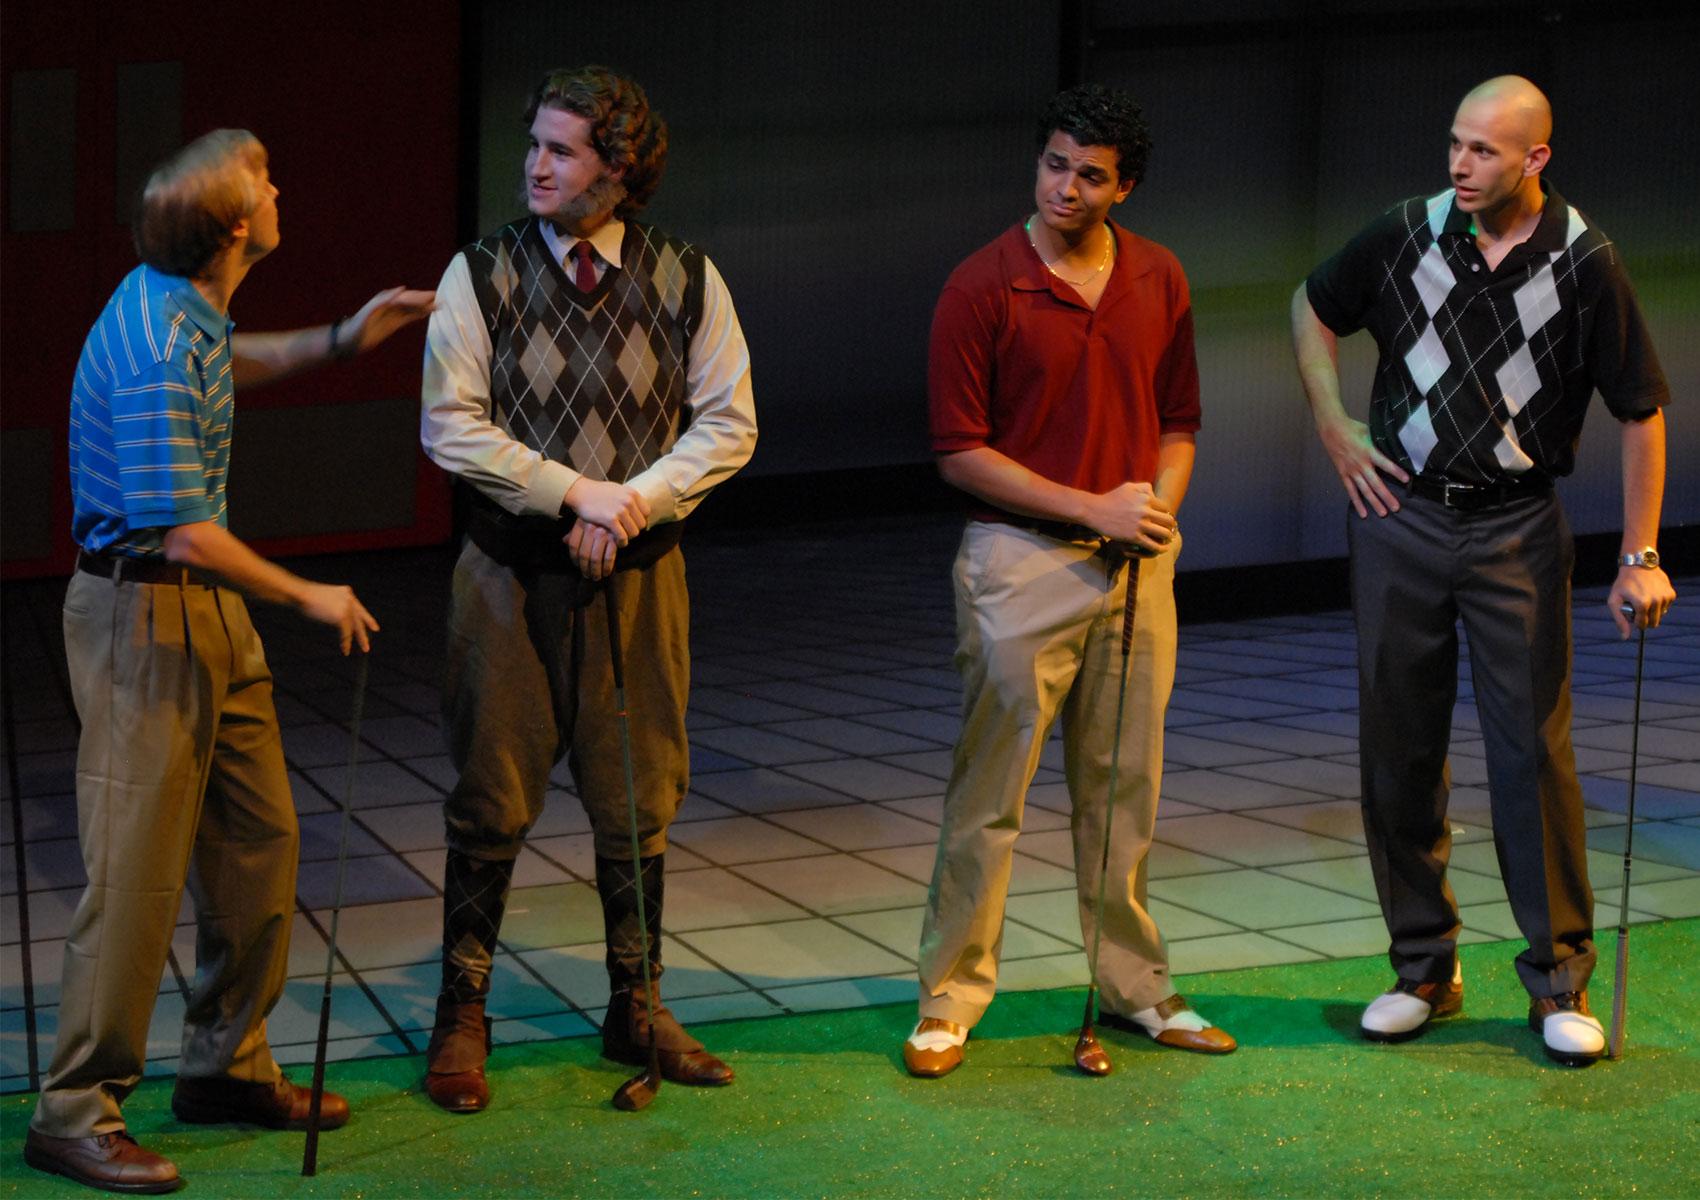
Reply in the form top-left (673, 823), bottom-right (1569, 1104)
top-left (69, 265), bottom-right (236, 556)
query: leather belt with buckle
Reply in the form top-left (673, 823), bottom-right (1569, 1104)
top-left (1406, 475), bottom-right (1552, 511)
top-left (76, 550), bottom-right (212, 587)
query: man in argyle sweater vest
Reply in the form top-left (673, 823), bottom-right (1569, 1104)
top-left (1292, 76), bottom-right (1674, 1067)
top-left (420, 65), bottom-right (756, 1112)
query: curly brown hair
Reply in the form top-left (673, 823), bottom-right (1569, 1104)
top-left (1036, 84), bottom-right (1153, 189)
top-left (524, 65), bottom-right (667, 219)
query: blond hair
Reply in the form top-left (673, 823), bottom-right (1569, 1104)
top-left (133, 129), bottom-right (268, 277)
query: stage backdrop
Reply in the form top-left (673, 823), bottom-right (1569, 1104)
top-left (0, 0), bottom-right (462, 578)
top-left (3, 3), bottom-right (1692, 577)
top-left (474, 0), bottom-right (1697, 570)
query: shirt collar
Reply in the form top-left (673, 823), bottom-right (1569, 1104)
top-left (540, 218), bottom-right (626, 271)
top-left (147, 265), bottom-right (233, 338)
top-left (1005, 219), bottom-right (1150, 301)
top-left (1440, 180), bottom-right (1569, 254)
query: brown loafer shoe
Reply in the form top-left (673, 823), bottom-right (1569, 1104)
top-left (903, 1017), bottom-right (969, 1078)
top-left (24, 1128), bottom-right (181, 1195)
top-left (171, 1074), bottom-right (349, 1131)
top-left (1102, 995), bottom-right (1237, 1055)
top-left (603, 985), bottom-right (735, 1087)
top-left (426, 998), bottom-right (494, 1112)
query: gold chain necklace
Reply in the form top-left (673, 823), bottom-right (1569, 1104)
top-left (1025, 218), bottom-right (1111, 287)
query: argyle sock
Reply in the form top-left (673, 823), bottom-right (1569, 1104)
top-left (595, 852), bottom-right (665, 992)
top-left (440, 850), bottom-right (516, 1003)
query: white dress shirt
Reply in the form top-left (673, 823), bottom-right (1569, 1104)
top-left (421, 218), bottom-right (757, 525)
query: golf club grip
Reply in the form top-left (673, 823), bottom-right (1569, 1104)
top-left (603, 583), bottom-right (625, 691)
top-left (1121, 557), bottom-right (1140, 656)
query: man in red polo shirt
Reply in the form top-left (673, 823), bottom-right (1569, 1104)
top-left (904, 84), bottom-right (1234, 1077)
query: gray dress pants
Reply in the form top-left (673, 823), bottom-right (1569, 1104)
top-left (1349, 488), bottom-right (1594, 999)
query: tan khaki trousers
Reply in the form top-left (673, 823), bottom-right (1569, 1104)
top-left (33, 572), bottom-right (295, 1138)
top-left (918, 522), bottom-right (1180, 1028)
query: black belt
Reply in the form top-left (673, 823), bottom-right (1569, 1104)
top-left (76, 550), bottom-right (213, 587)
top-left (1007, 518), bottom-right (1106, 544)
top-left (1406, 475), bottom-right (1552, 511)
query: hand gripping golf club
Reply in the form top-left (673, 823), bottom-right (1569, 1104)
top-left (603, 580), bottom-right (664, 1112)
top-left (1609, 602), bottom-right (1647, 1060)
top-left (1075, 554), bottom-right (1141, 1076)
top-left (303, 649), bottom-right (368, 1176)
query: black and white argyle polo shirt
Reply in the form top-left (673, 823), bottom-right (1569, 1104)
top-left (1307, 183), bottom-right (1668, 486)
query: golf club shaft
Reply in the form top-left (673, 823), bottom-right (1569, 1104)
top-left (1083, 556), bottom-right (1141, 1030)
top-left (303, 650), bottom-right (368, 1176)
top-left (1609, 604), bottom-right (1645, 1060)
top-left (605, 581), bottom-right (663, 1098)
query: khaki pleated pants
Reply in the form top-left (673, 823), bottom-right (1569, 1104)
top-left (32, 571), bottom-right (295, 1138)
top-left (918, 522), bottom-right (1181, 1028)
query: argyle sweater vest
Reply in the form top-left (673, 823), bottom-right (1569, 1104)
top-left (462, 218), bottom-right (705, 485)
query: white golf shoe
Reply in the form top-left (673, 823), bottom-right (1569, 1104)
top-left (1361, 961), bottom-right (1464, 1042)
top-left (1530, 991), bottom-right (1604, 1067)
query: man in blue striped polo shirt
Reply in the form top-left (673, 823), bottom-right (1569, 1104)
top-left (25, 129), bottom-right (432, 1194)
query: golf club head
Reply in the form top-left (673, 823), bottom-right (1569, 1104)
top-left (1073, 1031), bottom-right (1112, 1076)
top-left (611, 1069), bottom-right (660, 1111)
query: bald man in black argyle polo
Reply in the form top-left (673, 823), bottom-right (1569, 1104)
top-left (1292, 75), bottom-right (1675, 1067)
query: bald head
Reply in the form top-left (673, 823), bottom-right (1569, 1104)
top-left (1457, 75), bottom-right (1553, 150)
top-left (1447, 74), bottom-right (1553, 223)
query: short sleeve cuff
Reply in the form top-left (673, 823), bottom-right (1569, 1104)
top-left (125, 499), bottom-right (217, 530)
top-left (1305, 275), bottom-right (1357, 338)
top-left (930, 434), bottom-right (989, 454)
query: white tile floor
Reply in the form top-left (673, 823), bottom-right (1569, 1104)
top-left (3, 519), bottom-right (1697, 1093)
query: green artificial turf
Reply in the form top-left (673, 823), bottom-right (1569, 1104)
top-left (6, 920), bottom-right (1697, 1198)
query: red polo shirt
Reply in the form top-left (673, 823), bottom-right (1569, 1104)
top-left (928, 221), bottom-right (1201, 524)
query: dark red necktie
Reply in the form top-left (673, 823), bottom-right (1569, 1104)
top-left (570, 241), bottom-right (597, 292)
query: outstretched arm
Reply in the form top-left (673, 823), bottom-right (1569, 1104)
top-left (1607, 410), bottom-right (1676, 636)
top-left (231, 286), bottom-right (435, 388)
top-left (1291, 283), bottom-right (1409, 517)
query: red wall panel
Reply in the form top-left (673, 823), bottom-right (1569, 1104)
top-left (2, 0), bottom-right (461, 578)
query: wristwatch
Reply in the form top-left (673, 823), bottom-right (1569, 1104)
top-left (1621, 548), bottom-right (1660, 570)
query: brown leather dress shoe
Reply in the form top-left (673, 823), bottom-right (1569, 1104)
top-left (425, 997), bottom-right (494, 1113)
top-left (171, 1074), bottom-right (349, 1131)
top-left (903, 1017), bottom-right (969, 1077)
top-left (603, 986), bottom-right (735, 1086)
top-left (24, 1127), bottom-right (182, 1194)
top-left (1102, 995), bottom-right (1237, 1054)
